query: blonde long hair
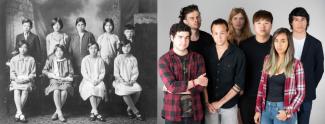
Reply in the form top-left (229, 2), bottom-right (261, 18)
top-left (264, 28), bottom-right (295, 76)
top-left (227, 8), bottom-right (252, 45)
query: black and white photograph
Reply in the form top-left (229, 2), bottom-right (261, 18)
top-left (0, 0), bottom-right (157, 123)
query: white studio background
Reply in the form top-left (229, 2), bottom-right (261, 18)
top-left (157, 0), bottom-right (325, 124)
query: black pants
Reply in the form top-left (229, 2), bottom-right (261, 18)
top-left (165, 117), bottom-right (201, 124)
top-left (297, 101), bottom-right (313, 124)
top-left (239, 96), bottom-right (256, 124)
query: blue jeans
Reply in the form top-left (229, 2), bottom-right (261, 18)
top-left (297, 101), bottom-right (313, 124)
top-left (261, 101), bottom-right (297, 124)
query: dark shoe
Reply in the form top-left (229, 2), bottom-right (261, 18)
top-left (127, 109), bottom-right (135, 119)
top-left (14, 117), bottom-right (19, 122)
top-left (58, 115), bottom-right (66, 122)
top-left (19, 114), bottom-right (28, 123)
top-left (135, 112), bottom-right (145, 121)
top-left (51, 113), bottom-right (58, 121)
top-left (96, 114), bottom-right (106, 122)
top-left (89, 113), bottom-right (96, 121)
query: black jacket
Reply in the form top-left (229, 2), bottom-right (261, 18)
top-left (299, 34), bottom-right (324, 101)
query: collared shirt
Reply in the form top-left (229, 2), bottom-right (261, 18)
top-left (255, 55), bottom-right (305, 113)
top-left (78, 32), bottom-right (85, 53)
top-left (203, 43), bottom-right (246, 108)
top-left (158, 49), bottom-right (206, 122)
top-left (24, 32), bottom-right (29, 40)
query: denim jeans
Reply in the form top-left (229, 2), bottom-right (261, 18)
top-left (261, 101), bottom-right (297, 124)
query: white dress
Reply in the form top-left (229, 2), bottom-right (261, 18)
top-left (113, 54), bottom-right (142, 96)
top-left (9, 55), bottom-right (36, 92)
top-left (79, 55), bottom-right (106, 100)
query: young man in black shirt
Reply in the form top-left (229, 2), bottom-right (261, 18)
top-left (203, 18), bottom-right (246, 124)
top-left (169, 4), bottom-right (214, 56)
top-left (239, 10), bottom-right (273, 124)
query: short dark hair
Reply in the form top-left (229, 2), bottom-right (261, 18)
top-left (169, 22), bottom-right (191, 38)
top-left (210, 18), bottom-right (229, 32)
top-left (124, 24), bottom-right (135, 31)
top-left (87, 41), bottom-right (99, 50)
top-left (22, 18), bottom-right (33, 28)
top-left (16, 40), bottom-right (30, 54)
top-left (75, 17), bottom-right (86, 26)
top-left (51, 17), bottom-right (63, 30)
top-left (178, 4), bottom-right (200, 22)
top-left (253, 10), bottom-right (273, 24)
top-left (103, 18), bottom-right (114, 33)
top-left (120, 37), bottom-right (132, 46)
top-left (51, 44), bottom-right (68, 58)
top-left (289, 7), bottom-right (310, 29)
top-left (118, 36), bottom-right (132, 54)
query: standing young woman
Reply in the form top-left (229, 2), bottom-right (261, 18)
top-left (254, 28), bottom-right (305, 124)
top-left (227, 8), bottom-right (252, 45)
top-left (45, 17), bottom-right (69, 56)
top-left (97, 18), bottom-right (120, 90)
top-left (69, 17), bottom-right (96, 75)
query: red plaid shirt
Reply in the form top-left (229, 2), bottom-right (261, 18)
top-left (256, 55), bottom-right (305, 113)
top-left (159, 49), bottom-right (206, 122)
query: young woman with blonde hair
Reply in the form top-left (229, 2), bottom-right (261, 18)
top-left (254, 28), bottom-right (305, 124)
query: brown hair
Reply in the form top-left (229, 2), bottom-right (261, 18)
top-left (264, 28), bottom-right (294, 76)
top-left (178, 4), bottom-right (200, 22)
top-left (227, 8), bottom-right (252, 44)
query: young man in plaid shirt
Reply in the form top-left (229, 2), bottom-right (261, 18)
top-left (159, 22), bottom-right (208, 124)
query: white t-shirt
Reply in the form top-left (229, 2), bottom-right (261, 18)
top-left (293, 36), bottom-right (306, 60)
